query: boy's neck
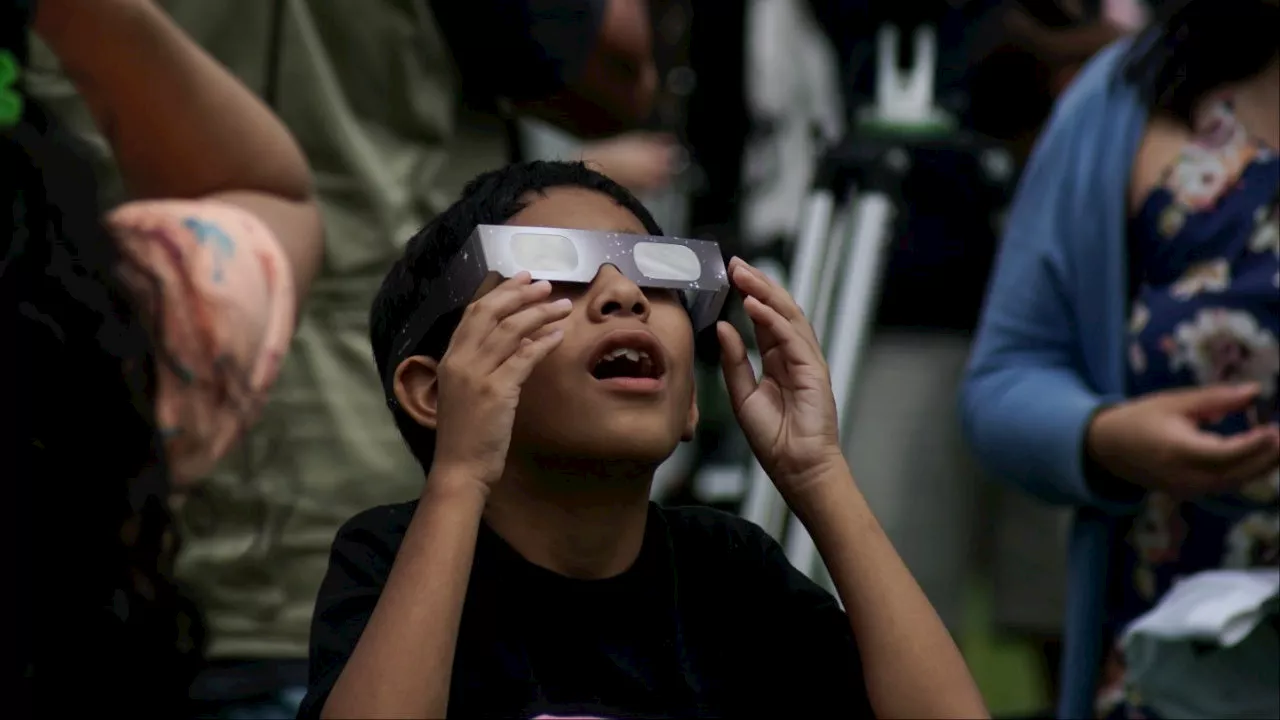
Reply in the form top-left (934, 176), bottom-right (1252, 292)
top-left (483, 456), bottom-right (654, 580)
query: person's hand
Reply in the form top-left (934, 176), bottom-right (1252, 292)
top-left (717, 258), bottom-right (844, 500)
top-left (1087, 384), bottom-right (1280, 499)
top-left (430, 273), bottom-right (571, 489)
top-left (581, 132), bottom-right (677, 194)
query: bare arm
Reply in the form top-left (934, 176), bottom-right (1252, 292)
top-left (32, 0), bottom-right (323, 302)
top-left (794, 465), bottom-right (989, 719)
top-left (320, 475), bottom-right (486, 720)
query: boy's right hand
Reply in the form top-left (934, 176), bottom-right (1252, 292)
top-left (1086, 384), bottom-right (1280, 500)
top-left (430, 273), bottom-right (571, 490)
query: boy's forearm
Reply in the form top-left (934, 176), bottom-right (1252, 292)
top-left (33, 0), bottom-right (312, 203)
top-left (322, 475), bottom-right (487, 720)
top-left (790, 465), bottom-right (989, 719)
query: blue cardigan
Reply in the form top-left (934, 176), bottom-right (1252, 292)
top-left (959, 40), bottom-right (1150, 719)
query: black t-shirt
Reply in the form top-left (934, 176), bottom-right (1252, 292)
top-left (299, 503), bottom-right (875, 718)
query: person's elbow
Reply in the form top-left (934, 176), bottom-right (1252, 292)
top-left (957, 360), bottom-right (1036, 491)
top-left (206, 189), bottom-right (324, 307)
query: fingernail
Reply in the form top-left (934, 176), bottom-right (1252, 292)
top-left (549, 329), bottom-right (564, 339)
top-left (515, 270), bottom-right (532, 281)
top-left (552, 298), bottom-right (572, 309)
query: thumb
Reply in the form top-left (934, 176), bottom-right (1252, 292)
top-left (1166, 383), bottom-right (1261, 420)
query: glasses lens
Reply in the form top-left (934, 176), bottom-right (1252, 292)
top-left (510, 232), bottom-right (580, 272)
top-left (633, 241), bottom-right (701, 282)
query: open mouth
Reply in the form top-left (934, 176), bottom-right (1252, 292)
top-left (592, 346), bottom-right (660, 380)
top-left (588, 331), bottom-right (667, 386)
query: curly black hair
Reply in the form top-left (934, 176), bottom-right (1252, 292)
top-left (369, 160), bottom-right (663, 471)
top-left (3, 28), bottom-right (204, 717)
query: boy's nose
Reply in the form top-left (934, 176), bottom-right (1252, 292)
top-left (588, 265), bottom-right (650, 322)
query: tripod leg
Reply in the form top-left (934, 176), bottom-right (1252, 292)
top-left (741, 191), bottom-right (835, 538)
top-left (810, 193), bottom-right (855, 344)
top-left (827, 192), bottom-right (895, 420)
top-left (789, 190), bottom-right (837, 313)
top-left (781, 191), bottom-right (896, 584)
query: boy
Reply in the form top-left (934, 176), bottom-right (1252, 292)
top-left (299, 161), bottom-right (986, 719)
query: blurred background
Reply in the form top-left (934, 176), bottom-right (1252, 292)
top-left (20, 0), bottom-right (1189, 718)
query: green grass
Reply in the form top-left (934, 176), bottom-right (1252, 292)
top-left (960, 580), bottom-right (1051, 717)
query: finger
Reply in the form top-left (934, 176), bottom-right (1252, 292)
top-left (742, 294), bottom-right (824, 370)
top-left (476, 298), bottom-right (573, 370)
top-left (727, 258), bottom-right (822, 354)
top-left (717, 320), bottom-right (758, 413)
top-left (454, 273), bottom-right (549, 345)
top-left (1181, 424), bottom-right (1280, 474)
top-left (494, 329), bottom-right (565, 387)
top-left (1168, 382), bottom-right (1262, 421)
top-left (1206, 442), bottom-right (1280, 494)
top-left (728, 257), bottom-right (803, 321)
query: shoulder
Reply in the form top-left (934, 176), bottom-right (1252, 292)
top-left (1005, 38), bottom-right (1147, 245)
top-left (316, 500), bottom-right (421, 592)
top-left (655, 504), bottom-right (794, 586)
top-left (1029, 37), bottom-right (1146, 171)
top-left (335, 499), bottom-right (421, 553)
top-left (1053, 37), bottom-right (1140, 121)
top-left (656, 504), bottom-right (778, 555)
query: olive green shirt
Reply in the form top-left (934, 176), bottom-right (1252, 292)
top-left (27, 0), bottom-right (509, 659)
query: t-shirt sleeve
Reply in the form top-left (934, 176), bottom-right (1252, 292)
top-left (427, 0), bottom-right (608, 101)
top-left (752, 528), bottom-right (877, 717)
top-left (297, 504), bottom-right (411, 720)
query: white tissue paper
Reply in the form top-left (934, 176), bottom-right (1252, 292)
top-left (1121, 568), bottom-right (1280, 719)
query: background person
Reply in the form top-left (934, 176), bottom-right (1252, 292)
top-left (4, 0), bottom-right (323, 715)
top-left (961, 0), bottom-right (1280, 716)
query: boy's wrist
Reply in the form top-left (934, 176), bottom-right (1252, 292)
top-left (423, 465), bottom-right (492, 507)
top-left (778, 455), bottom-right (857, 520)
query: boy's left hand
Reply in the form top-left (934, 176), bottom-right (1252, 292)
top-left (718, 257), bottom-right (845, 498)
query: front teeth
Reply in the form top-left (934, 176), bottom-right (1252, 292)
top-left (603, 347), bottom-right (648, 362)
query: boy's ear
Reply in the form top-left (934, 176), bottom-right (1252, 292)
top-left (681, 382), bottom-right (699, 442)
top-left (393, 356), bottom-right (441, 430)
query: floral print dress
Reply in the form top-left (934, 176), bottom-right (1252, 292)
top-left (1096, 103), bottom-right (1280, 719)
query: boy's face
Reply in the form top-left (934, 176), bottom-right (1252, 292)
top-left (484, 186), bottom-right (699, 465)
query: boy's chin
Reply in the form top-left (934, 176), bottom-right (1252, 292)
top-left (526, 425), bottom-right (685, 467)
